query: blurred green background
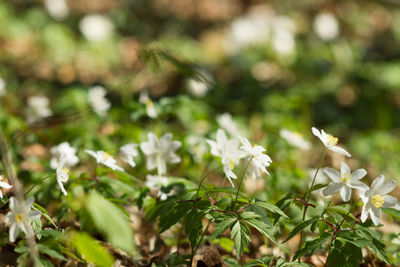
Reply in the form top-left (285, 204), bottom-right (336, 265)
top-left (0, 0), bottom-right (400, 196)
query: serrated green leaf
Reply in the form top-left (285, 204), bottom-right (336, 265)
top-left (70, 232), bottom-right (114, 267)
top-left (253, 202), bottom-right (289, 219)
top-left (210, 216), bottom-right (237, 241)
top-left (240, 211), bottom-right (260, 220)
top-left (327, 206), bottom-right (357, 221)
top-left (246, 219), bottom-right (275, 242)
top-left (185, 209), bottom-right (204, 248)
top-left (159, 202), bottom-right (192, 232)
top-left (282, 218), bottom-right (318, 243)
top-left (231, 221), bottom-right (251, 259)
top-left (86, 191), bottom-right (138, 257)
top-left (38, 244), bottom-right (67, 261)
top-left (382, 207), bottom-right (400, 221)
top-left (293, 232), bottom-right (331, 260)
top-left (33, 207), bottom-right (57, 228)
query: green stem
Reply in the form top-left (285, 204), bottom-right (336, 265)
top-left (234, 156), bottom-right (254, 212)
top-left (24, 175), bottom-right (53, 197)
top-left (298, 148), bottom-right (327, 253)
top-left (195, 166), bottom-right (222, 200)
top-left (325, 198), bottom-right (361, 266)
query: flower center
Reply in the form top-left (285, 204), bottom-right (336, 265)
top-left (228, 158), bottom-right (234, 170)
top-left (146, 99), bottom-right (154, 108)
top-left (327, 134), bottom-right (338, 146)
top-left (104, 152), bottom-right (113, 160)
top-left (15, 213), bottom-right (25, 223)
top-left (372, 194), bottom-right (384, 208)
top-left (340, 172), bottom-right (351, 183)
top-left (62, 168), bottom-right (69, 174)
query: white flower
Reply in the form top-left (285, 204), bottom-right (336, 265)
top-left (44, 0), bottom-right (69, 20)
top-left (280, 129), bottom-right (311, 150)
top-left (216, 113), bottom-right (240, 137)
top-left (140, 133), bottom-right (181, 175)
top-left (311, 127), bottom-right (351, 157)
top-left (186, 135), bottom-right (208, 163)
top-left (5, 196), bottom-right (41, 242)
top-left (50, 142), bottom-right (79, 169)
top-left (272, 16), bottom-right (296, 55)
top-left (88, 86), bottom-right (111, 117)
top-left (314, 13), bottom-right (339, 41)
top-left (220, 152), bottom-right (240, 188)
top-left (85, 150), bottom-right (124, 171)
top-left (26, 96), bottom-right (52, 123)
top-left (239, 136), bottom-right (272, 179)
top-left (119, 144), bottom-right (139, 167)
top-left (79, 14), bottom-right (113, 42)
top-left (206, 129), bottom-right (239, 158)
top-left (145, 175), bottom-right (171, 200)
top-left (139, 91), bottom-right (157, 119)
top-left (186, 70), bottom-right (213, 98)
top-left (0, 75), bottom-right (6, 96)
top-left (322, 162), bottom-right (368, 202)
top-left (56, 155), bottom-right (69, 196)
top-left (361, 175), bottom-right (398, 226)
top-left (0, 175), bottom-right (12, 199)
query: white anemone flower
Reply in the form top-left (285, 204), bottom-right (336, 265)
top-left (5, 196), bottom-right (41, 242)
top-left (50, 142), bottom-right (79, 169)
top-left (85, 150), bottom-right (124, 171)
top-left (26, 96), bottom-right (52, 123)
top-left (119, 144), bottom-right (139, 167)
top-left (239, 136), bottom-right (272, 179)
top-left (56, 155), bottom-right (69, 196)
top-left (311, 127), bottom-right (351, 157)
top-left (44, 0), bottom-right (69, 20)
top-left (0, 75), bottom-right (6, 96)
top-left (206, 129), bottom-right (240, 158)
top-left (140, 133), bottom-right (181, 175)
top-left (139, 91), bottom-right (157, 119)
top-left (280, 129), bottom-right (311, 150)
top-left (145, 175), bottom-right (171, 200)
top-left (313, 12), bottom-right (339, 41)
top-left (361, 175), bottom-right (398, 226)
top-left (88, 86), bottom-right (111, 117)
top-left (322, 162), bottom-right (368, 202)
top-left (0, 175), bottom-right (12, 198)
top-left (79, 14), bottom-right (113, 42)
top-left (216, 113), bottom-right (240, 137)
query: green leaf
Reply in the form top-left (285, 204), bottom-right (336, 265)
top-left (210, 215), bottom-right (237, 241)
top-left (231, 221), bottom-right (251, 259)
top-left (37, 244), bottom-right (67, 261)
top-left (239, 211), bottom-right (260, 220)
top-left (33, 207), bottom-right (57, 228)
top-left (254, 202), bottom-right (289, 219)
top-left (159, 202), bottom-right (192, 232)
top-left (327, 206), bottom-right (357, 221)
top-left (246, 219), bottom-right (275, 242)
top-left (86, 191), bottom-right (138, 257)
top-left (382, 207), bottom-right (400, 221)
top-left (185, 209), bottom-right (204, 249)
top-left (293, 233), bottom-right (331, 260)
top-left (282, 218), bottom-right (318, 243)
top-left (311, 183), bottom-right (328, 191)
top-left (70, 232), bottom-right (114, 267)
top-left (245, 256), bottom-right (273, 267)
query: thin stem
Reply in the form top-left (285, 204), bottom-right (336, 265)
top-left (298, 148), bottom-right (327, 254)
top-left (195, 166), bottom-right (222, 200)
top-left (234, 156), bottom-right (253, 212)
top-left (24, 175), bottom-right (53, 197)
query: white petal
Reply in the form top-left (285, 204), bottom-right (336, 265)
top-left (0, 181), bottom-right (12, 189)
top-left (351, 169), bottom-right (367, 181)
top-left (340, 162), bottom-right (350, 175)
top-left (9, 223), bottom-right (20, 242)
top-left (25, 197), bottom-right (35, 209)
top-left (311, 127), bottom-right (324, 144)
top-left (146, 156), bottom-right (157, 171)
top-left (369, 206), bottom-right (381, 226)
top-left (140, 142), bottom-right (154, 155)
top-left (322, 182), bottom-right (343, 196)
top-left (329, 146), bottom-right (351, 157)
top-left (340, 186), bottom-right (351, 202)
top-left (85, 149), bottom-right (98, 160)
top-left (349, 181), bottom-right (369, 192)
top-left (216, 129), bottom-right (228, 144)
top-left (376, 180), bottom-right (396, 195)
top-left (9, 197), bottom-right (16, 210)
top-left (383, 195), bottom-right (397, 208)
top-left (371, 175), bottom-right (385, 192)
top-left (157, 160), bottom-right (167, 175)
top-left (28, 210), bottom-right (42, 220)
top-left (323, 168), bottom-right (341, 182)
top-left (58, 179), bottom-right (68, 196)
top-left (361, 203), bottom-right (370, 223)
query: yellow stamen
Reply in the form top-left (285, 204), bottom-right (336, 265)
top-left (146, 99), bottom-right (154, 108)
top-left (372, 194), bottom-right (384, 208)
top-left (104, 152), bottom-right (112, 160)
top-left (62, 168), bottom-right (69, 174)
top-left (15, 213), bottom-right (24, 223)
top-left (340, 172), bottom-right (352, 183)
top-left (327, 134), bottom-right (338, 146)
top-left (228, 158), bottom-right (234, 170)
